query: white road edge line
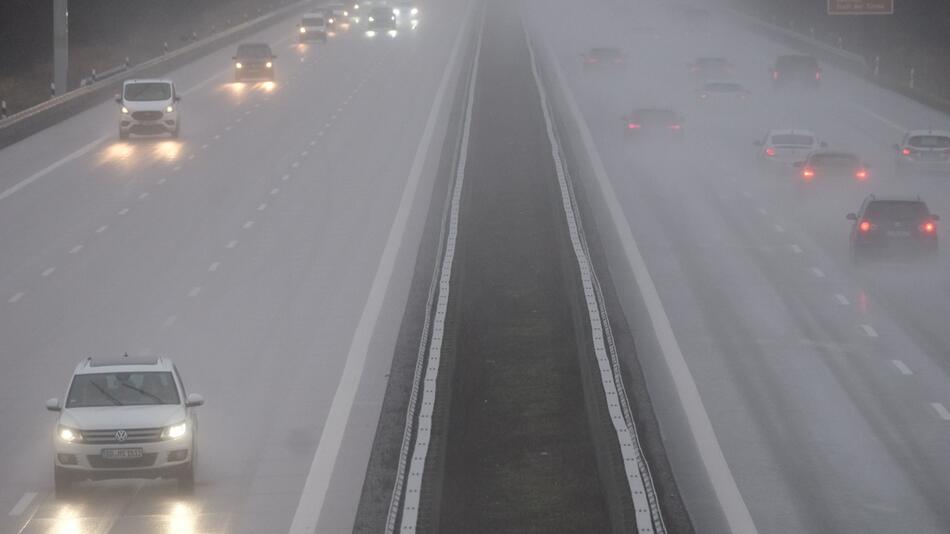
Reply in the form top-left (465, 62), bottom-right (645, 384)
top-left (891, 360), bottom-right (913, 375)
top-left (527, 27), bottom-right (663, 533)
top-left (287, 1), bottom-right (475, 530)
top-left (535, 25), bottom-right (758, 534)
top-left (931, 402), bottom-right (950, 421)
top-left (8, 492), bottom-right (37, 516)
top-left (811, 267), bottom-right (826, 278)
top-left (860, 324), bottom-right (879, 338)
top-left (0, 136), bottom-right (106, 204)
top-left (835, 293), bottom-right (850, 306)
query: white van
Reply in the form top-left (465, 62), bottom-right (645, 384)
top-left (116, 79), bottom-right (180, 140)
top-left (299, 13), bottom-right (328, 42)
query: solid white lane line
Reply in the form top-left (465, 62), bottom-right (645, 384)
top-left (96, 225), bottom-right (109, 234)
top-left (301, 150), bottom-right (309, 157)
top-left (892, 360), bottom-right (913, 375)
top-left (69, 245), bottom-right (83, 254)
top-left (288, 2), bottom-right (475, 530)
top-left (118, 208), bottom-right (130, 215)
top-left (208, 262), bottom-right (221, 272)
top-left (811, 267), bottom-right (825, 278)
top-left (41, 267), bottom-right (56, 277)
top-left (932, 402), bottom-right (950, 421)
top-left (8, 292), bottom-right (24, 303)
top-left (291, 162), bottom-right (300, 168)
top-left (756, 207), bottom-right (768, 215)
top-left (8, 492), bottom-right (37, 516)
top-left (537, 29), bottom-right (757, 534)
top-left (226, 240), bottom-right (238, 249)
top-left (258, 203), bottom-right (267, 211)
top-left (789, 244), bottom-right (803, 254)
top-left (0, 136), bottom-right (106, 204)
top-left (848, 102), bottom-right (907, 133)
top-left (270, 188), bottom-right (280, 195)
top-left (187, 286), bottom-right (201, 298)
top-left (162, 315), bottom-right (177, 328)
top-left (860, 324), bottom-right (879, 338)
top-left (242, 220), bottom-right (255, 229)
top-left (835, 293), bottom-right (850, 306)
top-left (773, 224), bottom-right (785, 233)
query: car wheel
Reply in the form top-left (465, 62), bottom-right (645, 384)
top-left (54, 466), bottom-right (72, 497)
top-left (119, 128), bottom-right (129, 140)
top-left (171, 125), bottom-right (180, 139)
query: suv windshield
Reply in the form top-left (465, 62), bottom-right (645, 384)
top-left (704, 82), bottom-right (742, 92)
top-left (591, 48), bottom-right (622, 59)
top-left (303, 17), bottom-right (325, 26)
top-left (236, 44), bottom-right (272, 58)
top-left (771, 134), bottom-right (814, 146)
top-left (633, 109), bottom-right (677, 123)
top-left (66, 372), bottom-right (180, 407)
top-left (123, 82), bottom-right (171, 101)
top-left (908, 135), bottom-right (950, 148)
top-left (811, 153), bottom-right (858, 166)
top-left (865, 201), bottom-right (929, 222)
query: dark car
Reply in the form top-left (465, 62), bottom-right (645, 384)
top-left (582, 48), bottom-right (626, 70)
top-left (622, 108), bottom-right (685, 140)
top-left (233, 43), bottom-right (276, 81)
top-left (367, 6), bottom-right (397, 35)
top-left (847, 196), bottom-right (938, 263)
top-left (771, 55), bottom-right (820, 89)
top-left (796, 150), bottom-right (869, 183)
top-left (688, 57), bottom-right (734, 85)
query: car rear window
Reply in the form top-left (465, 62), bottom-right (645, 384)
top-left (66, 372), bottom-right (180, 407)
top-left (632, 109), bottom-right (678, 123)
top-left (770, 134), bottom-right (814, 146)
top-left (303, 17), bottom-right (325, 25)
top-left (704, 82), bottom-right (742, 92)
top-left (237, 44), bottom-right (272, 58)
top-left (697, 58), bottom-right (728, 67)
top-left (591, 48), bottom-right (622, 59)
top-left (865, 201), bottom-right (928, 222)
top-left (123, 82), bottom-right (171, 101)
top-left (811, 153), bottom-right (858, 166)
top-left (908, 135), bottom-right (950, 148)
top-left (776, 55), bottom-right (818, 70)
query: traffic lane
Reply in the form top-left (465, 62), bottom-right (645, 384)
top-left (0, 19), bottom-right (459, 534)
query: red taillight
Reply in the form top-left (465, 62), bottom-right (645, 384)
top-left (585, 58), bottom-right (598, 64)
top-left (815, 71), bottom-right (821, 81)
top-left (921, 221), bottom-right (937, 234)
top-left (689, 65), bottom-right (698, 72)
top-left (627, 123), bottom-right (640, 129)
top-left (802, 168), bottom-right (815, 180)
top-left (855, 169), bottom-right (868, 180)
top-left (772, 71), bottom-right (779, 80)
top-left (765, 147), bottom-right (776, 156)
top-left (670, 124), bottom-right (681, 130)
top-left (902, 148), bottom-right (912, 156)
top-left (859, 220), bottom-right (872, 232)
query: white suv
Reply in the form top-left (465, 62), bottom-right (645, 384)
top-left (116, 79), bottom-right (181, 140)
top-left (298, 13), bottom-right (328, 42)
top-left (45, 356), bottom-right (204, 496)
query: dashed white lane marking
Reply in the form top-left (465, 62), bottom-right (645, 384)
top-left (208, 262), bottom-right (221, 272)
top-left (213, 134), bottom-right (221, 140)
top-left (8, 292), bottom-right (24, 303)
top-left (69, 245), bottom-right (83, 254)
top-left (741, 191), bottom-right (752, 199)
top-left (242, 220), bottom-right (255, 229)
top-left (301, 150), bottom-right (309, 157)
top-left (257, 203), bottom-right (268, 211)
top-left (41, 267), bottom-right (55, 277)
top-left (336, 107), bottom-right (344, 112)
top-left (8, 492), bottom-right (37, 516)
top-left (860, 324), bottom-right (879, 338)
top-left (789, 244), bottom-right (803, 254)
top-left (139, 192), bottom-right (149, 200)
top-left (773, 224), bottom-right (785, 233)
top-left (931, 402), bottom-right (950, 421)
top-left (235, 117), bottom-right (243, 123)
top-left (270, 188), bottom-right (280, 195)
top-left (756, 207), bottom-right (768, 215)
top-left (0, 136), bottom-right (106, 204)
top-left (162, 315), bottom-right (177, 328)
top-left (324, 122), bottom-right (331, 128)
top-left (173, 165), bottom-right (182, 172)
top-left (201, 144), bottom-right (209, 150)
top-left (188, 153), bottom-right (196, 160)
top-left (187, 286), bottom-right (202, 298)
top-left (157, 178), bottom-right (167, 185)
top-left (892, 360), bottom-right (913, 375)
top-left (281, 174), bottom-right (290, 181)
top-left (118, 208), bottom-right (130, 216)
top-left (309, 140), bottom-right (317, 146)
top-left (330, 114), bottom-right (337, 120)
top-left (291, 162), bottom-right (300, 168)
top-left (244, 110), bottom-right (252, 115)
top-left (835, 293), bottom-right (850, 305)
top-left (317, 131), bottom-right (325, 137)
top-left (226, 240), bottom-right (238, 249)
top-left (96, 225), bottom-right (109, 234)
top-left (225, 125), bottom-right (233, 131)
top-left (849, 102), bottom-right (907, 133)
top-left (811, 267), bottom-right (826, 278)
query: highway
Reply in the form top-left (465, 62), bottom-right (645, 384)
top-left (0, 0), bottom-right (470, 532)
top-left (526, 0), bottom-right (950, 532)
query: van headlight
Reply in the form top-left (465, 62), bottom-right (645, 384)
top-left (58, 425), bottom-right (80, 443)
top-left (411, 7), bottom-right (418, 15)
top-left (235, 62), bottom-right (243, 69)
top-left (165, 105), bottom-right (174, 113)
top-left (266, 61), bottom-right (273, 68)
top-left (300, 26), bottom-right (307, 33)
top-left (162, 422), bottom-right (187, 440)
top-left (368, 16), bottom-right (374, 21)
top-left (121, 106), bottom-right (129, 114)
top-left (392, 8), bottom-right (400, 15)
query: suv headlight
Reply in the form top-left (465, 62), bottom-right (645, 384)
top-left (235, 62), bottom-right (243, 69)
top-left (411, 7), bottom-right (418, 15)
top-left (58, 425), bottom-right (81, 443)
top-left (161, 422), bottom-right (187, 440)
top-left (300, 26), bottom-right (306, 33)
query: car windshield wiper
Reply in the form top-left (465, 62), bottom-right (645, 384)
top-left (90, 381), bottom-right (123, 406)
top-left (118, 381), bottom-right (167, 404)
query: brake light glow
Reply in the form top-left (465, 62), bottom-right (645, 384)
top-left (815, 71), bottom-right (821, 81)
top-left (859, 220), bottom-right (872, 232)
top-left (765, 147), bottom-right (776, 156)
top-left (902, 148), bottom-right (912, 156)
top-left (802, 168), bottom-right (815, 180)
top-left (772, 71), bottom-right (778, 80)
top-left (585, 58), bottom-right (598, 64)
top-left (627, 123), bottom-right (640, 129)
top-left (855, 169), bottom-right (868, 180)
top-left (670, 124), bottom-right (681, 130)
top-left (921, 221), bottom-right (936, 234)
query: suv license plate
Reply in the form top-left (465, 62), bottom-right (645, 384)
top-left (886, 230), bottom-right (911, 237)
top-left (101, 448), bottom-right (143, 459)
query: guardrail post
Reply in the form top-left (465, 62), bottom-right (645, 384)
top-left (873, 56), bottom-right (880, 77)
top-left (836, 36), bottom-right (843, 48)
top-left (49, 83), bottom-right (56, 98)
top-left (192, 31), bottom-right (198, 41)
top-left (909, 67), bottom-right (915, 89)
top-left (1, 100), bottom-right (7, 119)
top-left (164, 41), bottom-right (169, 55)
top-left (91, 68), bottom-right (97, 82)
top-left (125, 57), bottom-right (130, 69)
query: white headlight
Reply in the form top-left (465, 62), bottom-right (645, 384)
top-left (365, 30), bottom-right (376, 37)
top-left (266, 61), bottom-right (273, 68)
top-left (368, 16), bottom-right (374, 21)
top-left (300, 26), bottom-right (306, 33)
top-left (411, 7), bottom-right (418, 15)
top-left (58, 426), bottom-right (78, 442)
top-left (235, 62), bottom-right (243, 69)
top-left (165, 105), bottom-right (174, 113)
top-left (121, 106), bottom-right (129, 114)
top-left (162, 422), bottom-right (187, 440)
top-left (392, 8), bottom-right (400, 15)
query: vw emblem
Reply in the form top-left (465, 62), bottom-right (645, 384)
top-left (114, 430), bottom-right (128, 442)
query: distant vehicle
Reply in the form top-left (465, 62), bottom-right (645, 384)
top-left (325, 5), bottom-right (349, 30)
top-left (392, 0), bottom-right (419, 26)
top-left (688, 57), bottom-right (734, 86)
top-left (298, 13), bottom-right (328, 42)
top-left (366, 6), bottom-right (397, 37)
top-left (771, 55), bottom-right (821, 89)
top-left (622, 108), bottom-right (685, 140)
top-left (754, 129), bottom-right (825, 173)
top-left (795, 150), bottom-right (869, 183)
top-left (349, 1), bottom-right (361, 23)
top-left (46, 356), bottom-right (205, 496)
top-left (695, 81), bottom-right (751, 106)
top-left (581, 48), bottom-right (626, 69)
top-left (233, 43), bottom-right (276, 81)
top-left (847, 195), bottom-right (938, 264)
top-left (894, 129), bottom-right (950, 176)
top-left (116, 79), bottom-right (180, 140)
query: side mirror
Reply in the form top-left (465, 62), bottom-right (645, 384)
top-left (753, 140), bottom-right (762, 146)
top-left (232, 55), bottom-right (238, 60)
top-left (932, 214), bottom-right (940, 221)
top-left (174, 95), bottom-right (181, 102)
top-left (114, 94), bottom-right (122, 104)
top-left (46, 398), bottom-right (61, 412)
top-left (793, 161), bottom-right (804, 168)
top-left (846, 213), bottom-right (858, 221)
top-left (185, 393), bottom-right (205, 407)
top-left (820, 141), bottom-right (828, 148)
top-left (272, 54), bottom-right (278, 59)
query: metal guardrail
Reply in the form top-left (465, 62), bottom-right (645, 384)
top-left (80, 59), bottom-right (131, 87)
